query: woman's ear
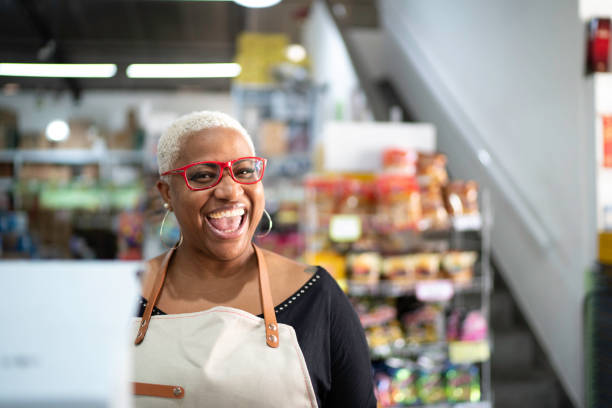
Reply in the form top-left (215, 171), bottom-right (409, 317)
top-left (156, 179), bottom-right (172, 208)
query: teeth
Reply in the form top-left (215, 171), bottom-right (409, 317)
top-left (208, 208), bottom-right (245, 219)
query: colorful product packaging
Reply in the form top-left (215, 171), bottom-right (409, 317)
top-left (382, 255), bottom-right (415, 287)
top-left (441, 251), bottom-right (478, 285)
top-left (445, 364), bottom-right (481, 402)
top-left (347, 251), bottom-right (381, 285)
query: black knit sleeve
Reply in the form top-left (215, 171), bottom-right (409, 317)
top-left (326, 278), bottom-right (377, 408)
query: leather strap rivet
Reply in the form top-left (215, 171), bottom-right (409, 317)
top-left (173, 387), bottom-right (182, 396)
top-left (267, 334), bottom-right (277, 343)
top-left (268, 323), bottom-right (277, 331)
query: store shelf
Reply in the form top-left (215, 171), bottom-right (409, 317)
top-left (0, 149), bottom-right (144, 165)
top-left (371, 339), bottom-right (491, 363)
top-left (389, 401), bottom-right (491, 408)
top-left (348, 277), bottom-right (488, 298)
top-left (265, 153), bottom-right (311, 178)
top-left (0, 177), bottom-right (12, 191)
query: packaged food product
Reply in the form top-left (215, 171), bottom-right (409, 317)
top-left (408, 253), bottom-right (441, 280)
top-left (401, 304), bottom-right (445, 344)
top-left (388, 359), bottom-right (419, 406)
top-left (382, 255), bottom-right (415, 287)
top-left (441, 251), bottom-right (478, 285)
top-left (445, 364), bottom-right (481, 402)
top-left (416, 362), bottom-right (446, 404)
top-left (417, 152), bottom-right (448, 187)
top-left (373, 370), bottom-right (394, 407)
top-left (304, 175), bottom-right (338, 217)
top-left (447, 309), bottom-right (488, 342)
top-left (445, 180), bottom-right (479, 216)
top-left (346, 251), bottom-right (381, 285)
top-left (304, 251), bottom-right (346, 281)
top-left (382, 147), bottom-right (417, 175)
top-left (357, 301), bottom-right (397, 328)
top-left (375, 175), bottom-right (421, 232)
top-left (419, 186), bottom-right (450, 230)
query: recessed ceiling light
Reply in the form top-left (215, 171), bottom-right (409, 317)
top-left (0, 63), bottom-right (117, 78)
top-left (126, 63), bottom-right (242, 78)
top-left (233, 0), bottom-right (282, 8)
top-left (46, 120), bottom-right (70, 142)
top-left (286, 44), bottom-right (307, 63)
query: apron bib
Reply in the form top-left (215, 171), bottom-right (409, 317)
top-left (131, 245), bottom-right (318, 408)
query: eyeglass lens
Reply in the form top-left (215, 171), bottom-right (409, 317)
top-left (185, 158), bottom-right (264, 189)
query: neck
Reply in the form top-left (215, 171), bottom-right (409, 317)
top-left (166, 242), bottom-right (258, 296)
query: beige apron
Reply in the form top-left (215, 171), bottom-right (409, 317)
top-left (131, 245), bottom-right (318, 408)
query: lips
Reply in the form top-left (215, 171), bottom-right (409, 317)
top-left (205, 206), bottom-right (248, 239)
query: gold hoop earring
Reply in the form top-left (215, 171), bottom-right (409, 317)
top-left (160, 208), bottom-right (183, 249)
top-left (257, 209), bottom-right (273, 238)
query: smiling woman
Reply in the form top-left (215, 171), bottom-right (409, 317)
top-left (132, 111), bottom-right (377, 408)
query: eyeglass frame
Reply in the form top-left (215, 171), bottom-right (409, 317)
top-left (161, 156), bottom-right (267, 191)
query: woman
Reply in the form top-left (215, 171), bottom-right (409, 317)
top-left (132, 111), bottom-right (376, 407)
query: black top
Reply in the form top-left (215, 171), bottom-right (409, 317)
top-left (137, 267), bottom-right (377, 408)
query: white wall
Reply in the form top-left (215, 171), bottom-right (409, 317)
top-left (301, 0), bottom-right (360, 123)
top-left (379, 1), bottom-right (593, 406)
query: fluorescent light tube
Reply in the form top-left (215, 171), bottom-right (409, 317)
top-left (0, 63), bottom-right (117, 78)
top-left (126, 63), bottom-right (242, 78)
top-left (234, 0), bottom-right (282, 7)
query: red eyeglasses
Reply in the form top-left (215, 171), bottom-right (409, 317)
top-left (161, 157), bottom-right (267, 191)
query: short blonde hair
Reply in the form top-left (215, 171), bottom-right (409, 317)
top-left (157, 111), bottom-right (255, 179)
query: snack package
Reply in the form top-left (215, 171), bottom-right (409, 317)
top-left (445, 364), bottom-right (481, 402)
top-left (375, 175), bottom-right (421, 232)
top-left (408, 253), bottom-right (441, 281)
top-left (461, 311), bottom-right (488, 342)
top-left (401, 304), bottom-right (445, 344)
top-left (366, 321), bottom-right (403, 356)
top-left (416, 363), bottom-right (446, 404)
top-left (417, 152), bottom-right (448, 187)
top-left (346, 252), bottom-right (381, 285)
top-left (358, 301), bottom-right (397, 329)
top-left (447, 309), bottom-right (488, 342)
top-left (305, 251), bottom-right (346, 281)
top-left (445, 180), bottom-right (479, 216)
top-left (419, 186), bottom-right (450, 230)
top-left (388, 359), bottom-right (419, 406)
top-left (382, 255), bottom-right (415, 287)
top-left (382, 147), bottom-right (417, 175)
top-left (441, 251), bottom-right (478, 285)
top-left (373, 370), bottom-right (394, 407)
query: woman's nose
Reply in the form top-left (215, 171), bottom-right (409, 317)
top-left (213, 168), bottom-right (243, 199)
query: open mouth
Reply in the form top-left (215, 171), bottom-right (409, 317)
top-left (205, 207), bottom-right (248, 239)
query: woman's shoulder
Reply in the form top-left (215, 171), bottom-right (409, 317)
top-left (260, 248), bottom-right (322, 302)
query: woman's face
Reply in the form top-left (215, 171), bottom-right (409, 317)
top-left (158, 127), bottom-right (264, 261)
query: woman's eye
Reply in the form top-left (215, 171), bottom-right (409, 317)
top-left (189, 172), bottom-right (215, 181)
top-left (236, 167), bottom-right (255, 175)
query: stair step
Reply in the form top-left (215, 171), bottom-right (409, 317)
top-left (491, 329), bottom-right (535, 376)
top-left (490, 291), bottom-right (515, 331)
top-left (493, 371), bottom-right (560, 408)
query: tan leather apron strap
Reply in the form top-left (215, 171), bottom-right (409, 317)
top-left (253, 244), bottom-right (280, 348)
top-left (135, 248), bottom-right (175, 345)
top-left (134, 244), bottom-right (279, 348)
top-left (133, 382), bottom-right (185, 399)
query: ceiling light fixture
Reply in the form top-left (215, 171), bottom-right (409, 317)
top-left (45, 120), bottom-right (70, 142)
top-left (126, 63), bottom-right (242, 78)
top-left (0, 63), bottom-right (117, 78)
top-left (286, 44), bottom-right (307, 63)
top-left (233, 0), bottom-right (282, 8)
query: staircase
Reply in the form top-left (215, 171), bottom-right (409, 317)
top-left (490, 268), bottom-right (573, 408)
